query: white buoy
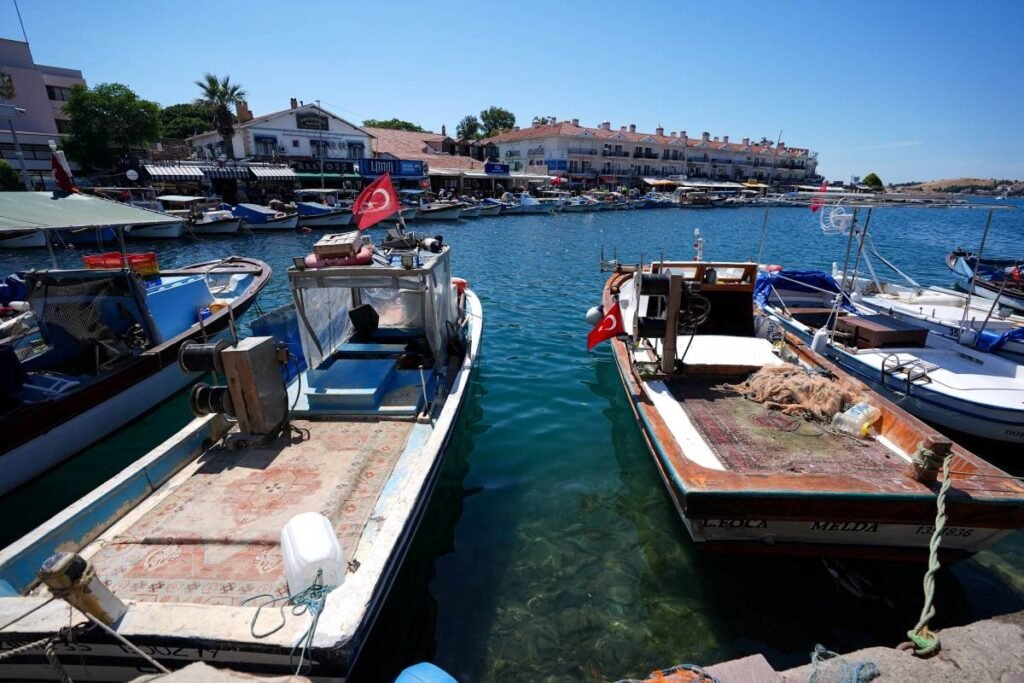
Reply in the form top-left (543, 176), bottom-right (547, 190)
top-left (810, 328), bottom-right (829, 354)
top-left (585, 305), bottom-right (604, 326)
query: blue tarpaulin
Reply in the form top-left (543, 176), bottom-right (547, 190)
top-left (753, 269), bottom-right (855, 311)
top-left (976, 326), bottom-right (1024, 353)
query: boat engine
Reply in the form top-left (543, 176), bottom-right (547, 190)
top-left (179, 336), bottom-right (288, 436)
top-left (635, 272), bottom-right (711, 338)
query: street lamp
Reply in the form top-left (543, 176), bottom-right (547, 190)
top-left (0, 104), bottom-right (32, 190)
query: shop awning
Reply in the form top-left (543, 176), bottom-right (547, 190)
top-left (249, 166), bottom-right (298, 181)
top-left (294, 172), bottom-right (360, 181)
top-left (202, 166), bottom-right (249, 180)
top-left (144, 165), bottom-right (205, 181)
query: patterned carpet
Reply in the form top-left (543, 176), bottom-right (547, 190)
top-left (667, 378), bottom-right (904, 476)
top-left (88, 419), bottom-right (413, 605)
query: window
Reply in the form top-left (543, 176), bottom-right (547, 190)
top-left (292, 139), bottom-right (300, 148)
top-left (347, 143), bottom-right (364, 159)
top-left (46, 85), bottom-right (72, 102)
top-left (254, 136), bottom-right (278, 157)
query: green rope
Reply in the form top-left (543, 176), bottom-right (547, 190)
top-left (243, 570), bottom-right (335, 674)
top-left (906, 453), bottom-right (953, 657)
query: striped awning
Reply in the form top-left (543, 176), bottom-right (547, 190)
top-left (249, 166), bottom-right (297, 181)
top-left (202, 166), bottom-right (249, 180)
top-left (144, 165), bottom-right (205, 181)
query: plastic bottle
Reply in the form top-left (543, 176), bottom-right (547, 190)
top-left (280, 512), bottom-right (345, 595)
top-left (831, 402), bottom-right (881, 437)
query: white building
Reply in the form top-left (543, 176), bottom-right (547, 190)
top-left (483, 118), bottom-right (819, 187)
top-left (187, 99), bottom-right (372, 170)
top-left (0, 37), bottom-right (86, 184)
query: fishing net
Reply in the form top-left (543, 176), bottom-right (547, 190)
top-left (725, 364), bottom-right (862, 421)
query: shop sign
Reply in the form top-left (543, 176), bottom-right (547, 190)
top-left (290, 159), bottom-right (354, 174)
top-left (358, 158), bottom-right (424, 177)
top-left (296, 113), bottom-right (329, 131)
top-left (484, 162), bottom-right (509, 175)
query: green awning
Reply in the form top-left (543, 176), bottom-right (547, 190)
top-left (0, 191), bottom-right (181, 232)
top-left (294, 172), bottom-right (361, 180)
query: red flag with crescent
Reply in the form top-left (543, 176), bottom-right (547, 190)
top-left (809, 180), bottom-right (827, 213)
top-left (352, 172), bottom-right (399, 230)
top-left (51, 147), bottom-right (78, 194)
top-left (587, 302), bottom-right (625, 350)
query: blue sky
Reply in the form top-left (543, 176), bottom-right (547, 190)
top-left (3, 0), bottom-right (1021, 183)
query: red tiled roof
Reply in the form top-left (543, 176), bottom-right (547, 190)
top-left (365, 127), bottom-right (487, 170)
top-left (482, 122), bottom-right (810, 156)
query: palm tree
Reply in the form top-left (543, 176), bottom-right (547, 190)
top-left (194, 73), bottom-right (247, 159)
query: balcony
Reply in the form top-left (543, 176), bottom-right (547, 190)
top-left (568, 147), bottom-right (597, 155)
top-left (505, 150), bottom-right (521, 158)
top-left (602, 149), bottom-right (630, 157)
top-left (527, 146), bottom-right (545, 156)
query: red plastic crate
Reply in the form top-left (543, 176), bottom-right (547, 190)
top-left (83, 252), bottom-right (160, 278)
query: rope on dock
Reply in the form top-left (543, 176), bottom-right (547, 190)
top-left (808, 644), bottom-right (879, 683)
top-left (905, 451), bottom-right (954, 657)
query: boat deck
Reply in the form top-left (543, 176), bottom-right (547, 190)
top-left (665, 376), bottom-right (906, 476)
top-left (77, 418), bottom-right (414, 605)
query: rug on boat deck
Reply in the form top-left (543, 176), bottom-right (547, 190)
top-left (668, 378), bottom-right (904, 477)
top-left (87, 419), bottom-right (413, 605)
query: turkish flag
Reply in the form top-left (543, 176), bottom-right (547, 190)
top-left (587, 302), bottom-right (625, 350)
top-left (51, 148), bottom-right (78, 194)
top-left (352, 172), bottom-right (399, 230)
top-left (809, 181), bottom-right (827, 213)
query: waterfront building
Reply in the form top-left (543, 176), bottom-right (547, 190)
top-left (482, 118), bottom-right (819, 188)
top-left (187, 99), bottom-right (373, 187)
top-left (0, 37), bottom-right (85, 185)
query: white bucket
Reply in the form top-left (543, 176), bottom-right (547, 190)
top-left (280, 512), bottom-right (344, 595)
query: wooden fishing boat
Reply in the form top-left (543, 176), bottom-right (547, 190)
top-left (0, 256), bottom-right (271, 495)
top-left (0, 233), bottom-right (481, 680)
top-left (598, 260), bottom-right (1024, 560)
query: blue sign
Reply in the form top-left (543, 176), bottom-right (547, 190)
top-left (484, 162), bottom-right (509, 175)
top-left (546, 159), bottom-right (568, 171)
top-left (358, 158), bottom-right (424, 177)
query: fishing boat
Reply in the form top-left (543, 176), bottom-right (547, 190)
top-left (947, 248), bottom-right (1024, 313)
top-left (416, 195), bottom-right (464, 221)
top-left (513, 192), bottom-right (555, 214)
top-left (594, 259), bottom-right (1024, 559)
top-left (487, 195), bottom-right (521, 214)
top-left (124, 221), bottom-right (186, 239)
top-left (0, 254), bottom-right (270, 495)
top-left (0, 231), bottom-right (481, 680)
top-left (476, 202), bottom-right (502, 217)
top-left (232, 203), bottom-right (299, 230)
top-left (0, 230), bottom-right (48, 249)
top-left (295, 189), bottom-right (355, 229)
top-left (755, 269), bottom-right (1024, 444)
top-left (459, 204), bottom-right (482, 218)
top-left (158, 195), bottom-right (240, 235)
top-left (561, 196), bottom-right (596, 212)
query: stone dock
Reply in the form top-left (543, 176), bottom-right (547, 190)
top-left (705, 610), bottom-right (1024, 682)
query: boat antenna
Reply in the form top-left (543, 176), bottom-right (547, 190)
top-left (754, 129), bottom-right (783, 266)
top-left (958, 209), bottom-right (994, 333)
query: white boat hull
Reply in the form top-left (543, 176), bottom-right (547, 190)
top-left (189, 218), bottom-right (241, 235)
top-left (518, 203), bottom-right (554, 214)
top-left (417, 206), bottom-right (463, 220)
top-left (460, 206), bottom-right (481, 218)
top-left (561, 203), bottom-right (591, 212)
top-left (0, 231), bottom-right (47, 248)
top-left (126, 222), bottom-right (186, 239)
top-left (477, 204), bottom-right (502, 216)
top-left (244, 214), bottom-right (298, 230)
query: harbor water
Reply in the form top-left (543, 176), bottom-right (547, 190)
top-left (2, 203), bottom-right (1023, 681)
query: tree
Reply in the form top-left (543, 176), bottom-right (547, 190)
top-left (63, 83), bottom-right (162, 169)
top-left (194, 73), bottom-right (247, 159)
top-left (480, 106), bottom-right (516, 138)
top-left (862, 172), bottom-right (884, 190)
top-left (0, 160), bottom-right (23, 190)
top-left (456, 115), bottom-right (481, 140)
top-left (361, 118), bottom-right (424, 132)
top-left (160, 102), bottom-right (214, 139)
top-left (532, 116), bottom-right (552, 125)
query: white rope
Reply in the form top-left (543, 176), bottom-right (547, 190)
top-left (0, 636), bottom-right (50, 661)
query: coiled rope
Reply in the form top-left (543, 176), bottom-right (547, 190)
top-left (243, 569), bottom-right (335, 674)
top-left (905, 451), bottom-right (954, 657)
top-left (808, 644), bottom-right (879, 683)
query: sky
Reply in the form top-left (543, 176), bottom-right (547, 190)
top-left (2, 0), bottom-right (1022, 183)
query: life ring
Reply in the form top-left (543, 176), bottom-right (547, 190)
top-left (304, 245), bottom-right (373, 268)
top-left (452, 277), bottom-right (469, 295)
top-left (766, 264), bottom-right (784, 272)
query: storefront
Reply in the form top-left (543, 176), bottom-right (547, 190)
top-left (357, 158), bottom-right (425, 190)
top-left (290, 159), bottom-right (361, 190)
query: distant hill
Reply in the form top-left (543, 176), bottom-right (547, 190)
top-left (893, 178), bottom-right (1022, 195)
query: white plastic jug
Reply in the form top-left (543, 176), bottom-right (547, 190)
top-left (280, 512), bottom-right (345, 595)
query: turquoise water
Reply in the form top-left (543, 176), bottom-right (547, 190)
top-left (2, 203), bottom-right (1023, 681)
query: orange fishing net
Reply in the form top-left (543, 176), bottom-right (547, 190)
top-left (726, 365), bottom-right (862, 421)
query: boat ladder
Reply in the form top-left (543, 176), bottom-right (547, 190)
top-left (881, 354), bottom-right (936, 394)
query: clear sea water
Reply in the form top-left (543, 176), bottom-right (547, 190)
top-left (1, 201), bottom-right (1022, 682)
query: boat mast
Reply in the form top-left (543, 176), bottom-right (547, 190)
top-left (754, 130), bottom-right (783, 266)
top-left (959, 208), bottom-right (994, 332)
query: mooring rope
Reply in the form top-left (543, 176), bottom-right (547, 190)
top-left (243, 569), bottom-right (334, 674)
top-left (905, 452), bottom-right (954, 657)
